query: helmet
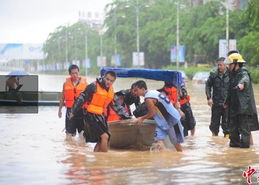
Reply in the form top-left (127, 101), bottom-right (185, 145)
top-left (224, 53), bottom-right (245, 64)
top-left (227, 50), bottom-right (239, 56)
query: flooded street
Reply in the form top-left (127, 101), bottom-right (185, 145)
top-left (1, 74), bottom-right (259, 185)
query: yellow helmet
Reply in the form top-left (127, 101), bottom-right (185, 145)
top-left (224, 53), bottom-right (246, 64)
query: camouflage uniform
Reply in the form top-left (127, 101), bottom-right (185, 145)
top-left (226, 67), bottom-right (259, 148)
top-left (206, 68), bottom-right (229, 136)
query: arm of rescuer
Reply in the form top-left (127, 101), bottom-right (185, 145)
top-left (109, 94), bottom-right (132, 120)
top-left (136, 98), bottom-right (157, 125)
top-left (237, 69), bottom-right (249, 91)
top-left (205, 73), bottom-right (213, 107)
top-left (224, 69), bottom-right (249, 109)
top-left (58, 83), bottom-right (65, 118)
top-left (70, 82), bottom-right (96, 118)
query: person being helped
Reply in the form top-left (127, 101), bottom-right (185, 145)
top-left (206, 57), bottom-right (230, 137)
top-left (70, 71), bottom-right (117, 152)
top-left (58, 64), bottom-right (87, 139)
top-left (179, 79), bottom-right (196, 136)
top-left (224, 52), bottom-right (259, 148)
top-left (106, 91), bottom-right (132, 122)
top-left (116, 83), bottom-right (142, 115)
top-left (133, 80), bottom-right (184, 152)
top-left (108, 82), bottom-right (142, 121)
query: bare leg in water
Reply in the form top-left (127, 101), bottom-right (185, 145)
top-left (173, 143), bottom-right (183, 152)
top-left (94, 133), bottom-right (109, 152)
top-left (250, 134), bottom-right (254, 145)
top-left (191, 127), bottom-right (195, 136)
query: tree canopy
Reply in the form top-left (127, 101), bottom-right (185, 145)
top-left (43, 0), bottom-right (259, 71)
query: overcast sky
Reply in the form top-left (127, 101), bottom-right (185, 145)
top-left (0, 0), bottom-right (111, 43)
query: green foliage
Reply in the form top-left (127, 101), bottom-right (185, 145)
top-left (163, 64), bottom-right (211, 79)
top-left (43, 0), bottom-right (259, 73)
top-left (43, 22), bottom-right (100, 71)
top-left (249, 67), bottom-right (259, 84)
top-left (239, 31), bottom-right (259, 66)
top-left (244, 0), bottom-right (259, 30)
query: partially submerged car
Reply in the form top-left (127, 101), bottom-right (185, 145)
top-left (179, 70), bottom-right (189, 82)
top-left (192, 72), bottom-right (210, 84)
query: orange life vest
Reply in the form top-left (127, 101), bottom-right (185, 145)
top-left (107, 104), bottom-right (130, 122)
top-left (180, 95), bottom-right (190, 105)
top-left (84, 82), bottom-right (114, 115)
top-left (164, 87), bottom-right (178, 104)
top-left (63, 77), bottom-right (87, 108)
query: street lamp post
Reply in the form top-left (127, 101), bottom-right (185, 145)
top-left (111, 6), bottom-right (126, 67)
top-left (65, 24), bottom-right (69, 63)
top-left (176, 0), bottom-right (180, 69)
top-left (98, 26), bottom-right (104, 67)
top-left (100, 31), bottom-right (103, 57)
top-left (126, 0), bottom-right (149, 66)
top-left (85, 30), bottom-right (88, 60)
top-left (136, 0), bottom-right (140, 58)
top-left (113, 7), bottom-right (118, 56)
top-left (74, 27), bottom-right (82, 62)
top-left (226, 0), bottom-right (229, 53)
top-left (84, 29), bottom-right (88, 76)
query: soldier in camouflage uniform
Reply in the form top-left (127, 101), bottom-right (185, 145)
top-left (224, 52), bottom-right (259, 148)
top-left (206, 57), bottom-right (230, 137)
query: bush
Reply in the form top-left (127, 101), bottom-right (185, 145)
top-left (163, 64), bottom-right (211, 79)
top-left (248, 67), bottom-right (259, 84)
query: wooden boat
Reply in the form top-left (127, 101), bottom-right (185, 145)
top-left (108, 119), bottom-right (156, 150)
top-left (102, 67), bottom-right (182, 150)
top-left (0, 91), bottom-right (61, 106)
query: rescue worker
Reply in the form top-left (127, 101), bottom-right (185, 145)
top-left (205, 57), bottom-right (230, 137)
top-left (224, 52), bottom-right (259, 148)
top-left (158, 82), bottom-right (180, 108)
top-left (133, 80), bottom-right (184, 152)
top-left (70, 71), bottom-right (117, 152)
top-left (179, 80), bottom-right (196, 136)
top-left (58, 64), bottom-right (87, 139)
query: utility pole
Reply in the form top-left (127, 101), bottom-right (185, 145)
top-left (136, 0), bottom-right (140, 65)
top-left (226, 0), bottom-right (229, 54)
top-left (176, 0), bottom-right (180, 69)
top-left (85, 31), bottom-right (88, 60)
top-left (125, 0), bottom-right (149, 66)
top-left (85, 30), bottom-right (88, 76)
top-left (65, 25), bottom-right (68, 63)
top-left (114, 8), bottom-right (117, 56)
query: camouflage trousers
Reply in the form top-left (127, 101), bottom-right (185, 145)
top-left (229, 114), bottom-right (251, 148)
top-left (209, 104), bottom-right (229, 135)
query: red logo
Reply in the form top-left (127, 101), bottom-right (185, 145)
top-left (242, 166), bottom-right (257, 184)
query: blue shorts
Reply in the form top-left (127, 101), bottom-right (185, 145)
top-left (154, 122), bottom-right (184, 144)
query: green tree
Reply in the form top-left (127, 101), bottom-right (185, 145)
top-left (44, 0), bottom-right (259, 71)
top-left (237, 0), bottom-right (259, 66)
top-left (43, 22), bottom-right (100, 73)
